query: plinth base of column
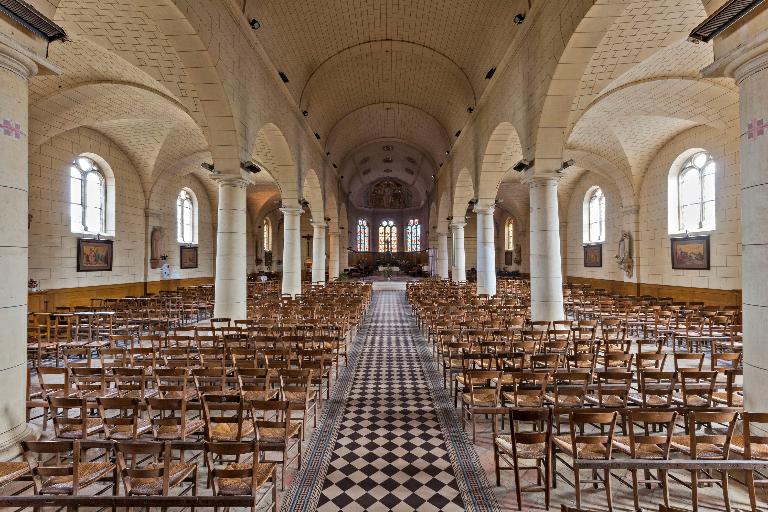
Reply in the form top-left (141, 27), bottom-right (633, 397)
top-left (0, 422), bottom-right (42, 458)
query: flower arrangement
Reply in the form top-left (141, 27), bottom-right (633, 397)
top-left (28, 278), bottom-right (39, 292)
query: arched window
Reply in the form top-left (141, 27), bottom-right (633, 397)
top-left (378, 220), bottom-right (397, 252)
top-left (505, 218), bottom-right (515, 251)
top-left (356, 219), bottom-right (369, 251)
top-left (673, 151), bottom-right (716, 233)
top-left (583, 187), bottom-right (606, 243)
top-left (263, 218), bottom-right (272, 252)
top-left (405, 219), bottom-right (421, 252)
top-left (176, 189), bottom-right (197, 244)
top-left (70, 155), bottom-right (106, 234)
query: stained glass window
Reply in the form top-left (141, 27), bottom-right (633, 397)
top-left (378, 220), bottom-right (397, 252)
top-left (356, 219), bottom-right (369, 251)
top-left (405, 219), bottom-right (421, 252)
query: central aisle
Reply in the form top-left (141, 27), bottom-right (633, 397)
top-left (282, 290), bottom-right (500, 512)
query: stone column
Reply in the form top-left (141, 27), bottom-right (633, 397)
top-left (0, 37), bottom-right (50, 449)
top-left (213, 177), bottom-right (248, 319)
top-left (437, 232), bottom-right (449, 279)
top-left (474, 205), bottom-right (497, 296)
top-left (328, 230), bottom-right (340, 280)
top-left (280, 207), bottom-right (303, 296)
top-left (311, 221), bottom-right (327, 284)
top-left (725, 49), bottom-right (768, 413)
top-left (451, 219), bottom-right (467, 283)
top-left (527, 175), bottom-right (564, 321)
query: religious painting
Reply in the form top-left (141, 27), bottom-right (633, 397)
top-left (583, 244), bottom-right (602, 267)
top-left (180, 245), bottom-right (199, 269)
top-left (77, 239), bottom-right (113, 272)
top-left (671, 236), bottom-right (710, 270)
top-left (368, 179), bottom-right (408, 209)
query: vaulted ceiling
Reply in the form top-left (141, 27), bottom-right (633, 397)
top-left (243, 0), bottom-right (529, 187)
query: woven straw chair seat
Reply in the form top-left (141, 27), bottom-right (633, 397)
top-left (154, 418), bottom-right (205, 440)
top-left (126, 462), bottom-right (196, 495)
top-left (553, 435), bottom-right (611, 459)
top-left (57, 418), bottom-right (103, 438)
top-left (0, 462), bottom-right (28, 486)
top-left (495, 436), bottom-right (547, 459)
top-left (39, 462), bottom-right (114, 494)
top-left (210, 420), bottom-right (255, 441)
top-left (461, 389), bottom-right (497, 407)
top-left (258, 422), bottom-right (302, 444)
top-left (217, 462), bottom-right (276, 495)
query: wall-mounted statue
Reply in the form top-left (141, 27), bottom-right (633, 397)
top-left (616, 231), bottom-right (634, 278)
top-left (150, 226), bottom-right (165, 269)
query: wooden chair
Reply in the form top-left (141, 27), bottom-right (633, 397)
top-left (22, 440), bottom-right (116, 496)
top-left (460, 370), bottom-right (502, 443)
top-left (279, 368), bottom-right (318, 437)
top-left (554, 410), bottom-right (618, 512)
top-left (97, 396), bottom-right (152, 440)
top-left (739, 411), bottom-right (768, 512)
top-left (671, 409), bottom-right (737, 512)
top-left (202, 394), bottom-right (255, 442)
top-left (115, 441), bottom-right (197, 497)
top-left (249, 399), bottom-right (302, 489)
top-left (146, 397), bottom-right (205, 441)
top-left (48, 396), bottom-right (103, 439)
top-left (493, 407), bottom-right (552, 510)
top-left (204, 441), bottom-right (277, 511)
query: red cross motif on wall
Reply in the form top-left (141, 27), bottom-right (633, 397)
top-left (748, 118), bottom-right (766, 140)
top-left (1, 119), bottom-right (22, 140)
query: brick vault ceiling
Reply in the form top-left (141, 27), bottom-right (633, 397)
top-left (243, 0), bottom-right (528, 169)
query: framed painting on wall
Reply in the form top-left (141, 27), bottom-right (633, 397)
top-left (180, 245), bottom-right (198, 269)
top-left (583, 244), bottom-right (602, 267)
top-left (671, 236), bottom-right (710, 270)
top-left (77, 239), bottom-right (113, 272)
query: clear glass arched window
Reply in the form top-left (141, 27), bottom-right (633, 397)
top-left (405, 219), bottom-right (421, 252)
top-left (263, 218), bottom-right (272, 252)
top-left (70, 156), bottom-right (106, 234)
top-left (677, 151), bottom-right (716, 232)
top-left (505, 218), bottom-right (515, 251)
top-left (176, 189), bottom-right (197, 244)
top-left (585, 187), bottom-right (606, 243)
top-left (378, 220), bottom-right (397, 252)
top-left (356, 219), bottom-right (369, 251)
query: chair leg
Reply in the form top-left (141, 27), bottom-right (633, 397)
top-left (631, 468), bottom-right (639, 512)
top-left (493, 447), bottom-right (500, 486)
top-left (747, 470), bottom-right (758, 512)
top-left (604, 469), bottom-right (613, 512)
top-left (691, 470), bottom-right (699, 512)
top-left (513, 460), bottom-right (522, 511)
top-left (722, 470), bottom-right (731, 512)
top-left (544, 455), bottom-right (551, 510)
top-left (574, 468), bottom-right (581, 510)
top-left (661, 469), bottom-right (670, 507)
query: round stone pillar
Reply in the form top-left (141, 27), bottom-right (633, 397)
top-left (213, 177), bottom-right (248, 319)
top-left (437, 232), bottom-right (449, 279)
top-left (474, 205), bottom-right (497, 296)
top-left (451, 220), bottom-right (467, 283)
top-left (311, 221), bottom-right (327, 285)
top-left (328, 230), bottom-right (340, 280)
top-left (528, 176), bottom-right (564, 321)
top-left (0, 40), bottom-right (40, 450)
top-left (280, 207), bottom-right (303, 296)
top-left (734, 52), bottom-right (768, 412)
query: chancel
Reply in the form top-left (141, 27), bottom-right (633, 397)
top-left (1, 0), bottom-right (768, 510)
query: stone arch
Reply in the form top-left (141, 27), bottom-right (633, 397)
top-left (250, 124), bottom-right (297, 205)
top-left (452, 168), bottom-right (475, 220)
top-left (302, 169), bottom-right (324, 221)
top-left (477, 122), bottom-right (523, 205)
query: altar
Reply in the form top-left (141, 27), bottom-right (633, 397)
top-left (377, 266), bottom-right (400, 272)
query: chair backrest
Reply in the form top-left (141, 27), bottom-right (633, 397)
top-left (97, 397), bottom-right (144, 440)
top-left (742, 412), bottom-right (768, 461)
top-left (202, 394), bottom-right (249, 441)
top-left (22, 440), bottom-right (79, 494)
top-left (249, 399), bottom-right (294, 442)
top-left (70, 366), bottom-right (108, 397)
top-left (638, 370), bottom-right (676, 407)
top-left (146, 397), bottom-right (190, 440)
top-left (569, 410), bottom-right (618, 460)
top-left (115, 441), bottom-right (171, 495)
top-left (37, 367), bottom-right (71, 398)
top-left (508, 407), bottom-right (552, 453)
top-left (626, 409), bottom-right (677, 460)
top-left (686, 410), bottom-right (737, 460)
top-left (674, 352), bottom-right (705, 372)
top-left (204, 441), bottom-right (261, 496)
top-left (678, 370), bottom-right (718, 407)
top-left (47, 396), bottom-right (93, 439)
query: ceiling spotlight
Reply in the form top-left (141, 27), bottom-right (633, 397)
top-left (445, 150), bottom-right (450, 155)
top-left (314, 133), bottom-right (321, 140)
top-left (467, 106), bottom-right (475, 113)
top-left (201, 162), bottom-right (217, 174)
top-left (513, 158), bottom-right (533, 173)
top-left (300, 198), bottom-right (309, 208)
top-left (249, 19), bottom-right (261, 30)
top-left (326, 152), bottom-right (331, 156)
top-left (332, 163), bottom-right (338, 169)
top-left (302, 110), bottom-right (309, 117)
top-left (431, 175), bottom-right (435, 179)
top-left (485, 67), bottom-right (496, 80)
top-left (513, 13), bottom-right (525, 24)
top-left (455, 130), bottom-right (462, 137)
top-left (278, 71), bottom-right (289, 83)
top-left (241, 161), bottom-right (261, 174)
top-left (557, 159), bottom-right (576, 173)
top-left (468, 198), bottom-right (478, 206)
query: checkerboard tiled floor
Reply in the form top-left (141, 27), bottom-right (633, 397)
top-left (316, 290), bottom-right (465, 511)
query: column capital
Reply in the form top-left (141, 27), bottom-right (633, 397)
top-left (280, 206), bottom-right (304, 216)
top-left (473, 204), bottom-right (495, 215)
top-left (311, 220), bottom-right (328, 230)
top-left (703, 31), bottom-right (768, 82)
top-left (450, 218), bottom-right (467, 229)
top-left (212, 175), bottom-right (249, 189)
top-left (0, 33), bottom-right (61, 79)
top-left (521, 171), bottom-right (561, 186)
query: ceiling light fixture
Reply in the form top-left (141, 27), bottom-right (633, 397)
top-left (557, 159), bottom-right (576, 174)
top-left (326, 152), bottom-right (331, 156)
top-left (302, 110), bottom-right (309, 117)
top-left (201, 162), bottom-right (218, 174)
top-left (485, 67), bottom-right (496, 79)
top-left (445, 150), bottom-right (450, 155)
top-left (314, 133), bottom-right (321, 140)
top-left (241, 161), bottom-right (261, 174)
top-left (455, 130), bottom-right (462, 137)
top-left (278, 71), bottom-right (289, 83)
top-left (513, 159), bottom-right (534, 172)
top-left (513, 13), bottom-right (526, 24)
top-left (249, 19), bottom-right (261, 30)
top-left (467, 106), bottom-right (475, 113)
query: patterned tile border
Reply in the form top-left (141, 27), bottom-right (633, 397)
top-left (405, 295), bottom-right (504, 512)
top-left (279, 294), bottom-right (376, 511)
